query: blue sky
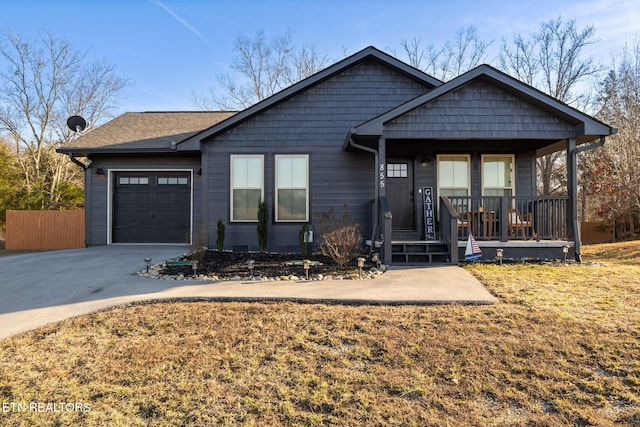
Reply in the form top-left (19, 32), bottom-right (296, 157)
top-left (2, 0), bottom-right (639, 113)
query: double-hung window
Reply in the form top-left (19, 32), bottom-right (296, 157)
top-left (482, 155), bottom-right (514, 197)
top-left (275, 155), bottom-right (309, 222)
top-left (438, 154), bottom-right (470, 199)
top-left (231, 155), bottom-right (264, 221)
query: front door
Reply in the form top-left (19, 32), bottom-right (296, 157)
top-left (386, 159), bottom-right (414, 230)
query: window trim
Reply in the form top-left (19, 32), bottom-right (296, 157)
top-left (230, 154), bottom-right (264, 222)
top-left (275, 154), bottom-right (309, 222)
top-left (481, 154), bottom-right (515, 197)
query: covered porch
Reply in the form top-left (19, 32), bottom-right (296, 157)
top-left (346, 64), bottom-right (616, 265)
top-left (374, 194), bottom-right (574, 265)
top-left (439, 195), bottom-right (574, 264)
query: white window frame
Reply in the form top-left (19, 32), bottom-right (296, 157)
top-left (275, 154), bottom-right (309, 222)
top-left (437, 154), bottom-right (471, 199)
top-left (481, 154), bottom-right (515, 197)
top-left (230, 154), bottom-right (264, 222)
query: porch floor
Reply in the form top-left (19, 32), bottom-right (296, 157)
top-left (456, 240), bottom-right (574, 248)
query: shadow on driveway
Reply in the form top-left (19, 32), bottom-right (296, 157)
top-left (0, 245), bottom-right (190, 314)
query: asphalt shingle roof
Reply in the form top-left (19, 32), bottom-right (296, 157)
top-left (58, 111), bottom-right (236, 154)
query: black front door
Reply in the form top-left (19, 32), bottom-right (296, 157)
top-left (113, 172), bottom-right (191, 243)
top-left (386, 160), bottom-right (414, 230)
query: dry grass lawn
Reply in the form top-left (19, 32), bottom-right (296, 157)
top-left (0, 242), bottom-right (639, 426)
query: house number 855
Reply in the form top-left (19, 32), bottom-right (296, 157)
top-left (379, 164), bottom-right (385, 188)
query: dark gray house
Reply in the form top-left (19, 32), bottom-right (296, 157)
top-left (58, 46), bottom-right (616, 264)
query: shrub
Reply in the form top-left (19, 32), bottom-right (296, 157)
top-left (257, 200), bottom-right (268, 251)
top-left (216, 219), bottom-right (225, 252)
top-left (299, 224), bottom-right (311, 256)
top-left (315, 205), bottom-right (363, 268)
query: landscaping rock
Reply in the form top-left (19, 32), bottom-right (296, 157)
top-left (146, 251), bottom-right (384, 282)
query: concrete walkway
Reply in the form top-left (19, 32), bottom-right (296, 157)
top-left (0, 246), bottom-right (496, 340)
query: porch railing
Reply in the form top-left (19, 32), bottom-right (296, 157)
top-left (445, 196), bottom-right (570, 241)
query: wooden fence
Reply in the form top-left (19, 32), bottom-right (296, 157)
top-left (5, 210), bottom-right (85, 250)
top-left (580, 220), bottom-right (614, 244)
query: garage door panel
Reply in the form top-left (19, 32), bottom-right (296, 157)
top-left (113, 172), bottom-right (191, 244)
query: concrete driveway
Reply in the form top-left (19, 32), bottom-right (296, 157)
top-left (0, 246), bottom-right (496, 340)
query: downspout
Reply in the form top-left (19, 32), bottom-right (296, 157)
top-left (574, 136), bottom-right (605, 155)
top-left (571, 136), bottom-right (606, 262)
top-left (348, 136), bottom-right (379, 255)
top-left (68, 153), bottom-right (87, 170)
top-left (68, 153), bottom-right (90, 247)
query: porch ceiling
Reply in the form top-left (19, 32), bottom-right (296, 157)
top-left (346, 134), bottom-right (593, 157)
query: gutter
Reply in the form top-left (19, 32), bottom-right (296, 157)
top-left (348, 135), bottom-right (379, 255)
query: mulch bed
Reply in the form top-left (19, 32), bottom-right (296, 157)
top-left (160, 251), bottom-right (371, 280)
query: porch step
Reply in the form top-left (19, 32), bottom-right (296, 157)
top-left (391, 241), bottom-right (450, 264)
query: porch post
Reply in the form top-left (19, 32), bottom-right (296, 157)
top-left (567, 138), bottom-right (582, 262)
top-left (500, 196), bottom-right (509, 242)
top-left (378, 137), bottom-right (393, 265)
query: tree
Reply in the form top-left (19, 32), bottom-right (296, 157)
top-left (0, 29), bottom-right (128, 209)
top-left (583, 37), bottom-right (640, 237)
top-left (0, 138), bottom-right (22, 226)
top-left (500, 17), bottom-right (602, 195)
top-left (399, 26), bottom-right (492, 81)
top-left (194, 29), bottom-right (330, 110)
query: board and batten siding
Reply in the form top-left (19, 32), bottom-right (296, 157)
top-left (204, 60), bottom-right (433, 251)
top-left (383, 81), bottom-right (575, 140)
top-left (85, 155), bottom-right (201, 245)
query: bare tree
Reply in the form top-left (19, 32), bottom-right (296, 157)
top-left (0, 29), bottom-right (128, 209)
top-left (500, 17), bottom-right (602, 195)
top-left (583, 37), bottom-right (640, 237)
top-left (400, 26), bottom-right (492, 81)
top-left (194, 29), bottom-right (330, 111)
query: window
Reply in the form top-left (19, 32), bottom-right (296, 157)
top-left (387, 163), bottom-right (408, 178)
top-left (438, 155), bottom-right (470, 199)
top-left (231, 155), bottom-right (264, 221)
top-left (275, 155), bottom-right (309, 222)
top-left (482, 155), bottom-right (514, 197)
top-left (158, 177), bottom-right (188, 185)
top-left (119, 177), bottom-right (149, 185)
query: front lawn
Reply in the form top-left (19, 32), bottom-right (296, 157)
top-left (0, 243), bottom-right (638, 426)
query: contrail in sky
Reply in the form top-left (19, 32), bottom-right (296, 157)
top-left (151, 0), bottom-right (209, 44)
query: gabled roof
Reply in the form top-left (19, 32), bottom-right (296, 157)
top-left (177, 46), bottom-right (443, 149)
top-left (57, 111), bottom-right (236, 155)
top-left (348, 64), bottom-right (616, 150)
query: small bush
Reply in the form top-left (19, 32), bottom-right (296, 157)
top-left (216, 219), bottom-right (225, 252)
top-left (257, 200), bottom-right (268, 251)
top-left (315, 205), bottom-right (363, 268)
top-left (299, 224), bottom-right (311, 256)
